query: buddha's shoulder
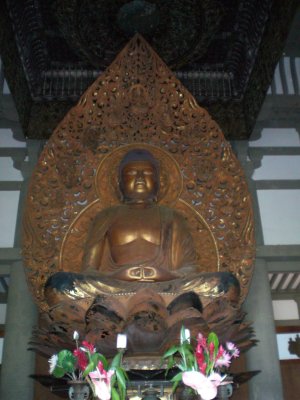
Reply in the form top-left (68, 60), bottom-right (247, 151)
top-left (92, 205), bottom-right (123, 222)
top-left (157, 205), bottom-right (186, 222)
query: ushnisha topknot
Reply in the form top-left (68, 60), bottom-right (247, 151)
top-left (119, 148), bottom-right (159, 174)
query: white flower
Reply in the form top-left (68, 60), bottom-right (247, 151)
top-left (48, 354), bottom-right (58, 374)
top-left (73, 331), bottom-right (80, 340)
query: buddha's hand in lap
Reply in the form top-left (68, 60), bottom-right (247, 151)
top-left (109, 265), bottom-right (179, 282)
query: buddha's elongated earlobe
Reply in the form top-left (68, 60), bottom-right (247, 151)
top-left (117, 181), bottom-right (124, 202)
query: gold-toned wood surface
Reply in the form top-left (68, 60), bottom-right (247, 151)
top-left (59, 144), bottom-right (218, 278)
top-left (22, 34), bottom-right (255, 313)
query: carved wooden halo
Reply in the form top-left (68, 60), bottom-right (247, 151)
top-left (95, 143), bottom-right (183, 206)
top-left (174, 199), bottom-right (219, 272)
top-left (22, 34), bottom-right (255, 308)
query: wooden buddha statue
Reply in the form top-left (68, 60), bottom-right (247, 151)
top-left (45, 149), bottom-right (240, 323)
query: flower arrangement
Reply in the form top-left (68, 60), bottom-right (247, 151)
top-left (48, 331), bottom-right (128, 400)
top-left (163, 327), bottom-right (240, 400)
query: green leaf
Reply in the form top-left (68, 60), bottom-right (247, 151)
top-left (171, 372), bottom-right (183, 383)
top-left (58, 349), bottom-right (74, 362)
top-left (123, 370), bottom-right (129, 380)
top-left (208, 332), bottom-right (219, 347)
top-left (115, 367), bottom-right (127, 400)
top-left (193, 358), bottom-right (198, 371)
top-left (110, 374), bottom-right (117, 388)
top-left (82, 361), bottom-right (97, 378)
top-left (180, 326), bottom-right (186, 344)
top-left (116, 367), bottom-right (127, 386)
top-left (177, 363), bottom-right (185, 372)
top-left (110, 352), bottom-right (122, 369)
top-left (111, 387), bottom-right (120, 400)
top-left (163, 345), bottom-right (179, 358)
top-left (186, 354), bottom-right (195, 370)
top-left (172, 379), bottom-right (181, 393)
top-left (208, 332), bottom-right (219, 358)
top-left (52, 366), bottom-right (65, 378)
top-left (82, 353), bottom-right (110, 378)
top-left (90, 353), bottom-right (100, 365)
top-left (57, 350), bottom-right (76, 373)
top-left (115, 367), bottom-right (127, 396)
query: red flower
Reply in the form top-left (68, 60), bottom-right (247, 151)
top-left (208, 342), bottom-right (215, 357)
top-left (196, 345), bottom-right (204, 364)
top-left (82, 340), bottom-right (96, 353)
top-left (216, 345), bottom-right (225, 360)
top-left (98, 361), bottom-right (105, 374)
top-left (73, 348), bottom-right (88, 371)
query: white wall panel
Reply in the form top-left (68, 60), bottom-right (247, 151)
top-left (0, 129), bottom-right (26, 148)
top-left (273, 299), bottom-right (299, 320)
top-left (277, 333), bottom-right (300, 360)
top-left (257, 190), bottom-right (300, 244)
top-left (250, 128), bottom-right (300, 147)
top-left (253, 156), bottom-right (300, 180)
top-left (0, 191), bottom-right (20, 247)
top-left (0, 158), bottom-right (23, 181)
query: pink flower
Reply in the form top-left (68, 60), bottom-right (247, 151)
top-left (197, 333), bottom-right (207, 348)
top-left (182, 371), bottom-right (223, 400)
top-left (82, 340), bottom-right (96, 353)
top-left (89, 362), bottom-right (115, 400)
top-left (226, 342), bottom-right (240, 358)
top-left (215, 350), bottom-right (231, 368)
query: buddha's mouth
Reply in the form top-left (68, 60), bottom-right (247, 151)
top-left (135, 181), bottom-right (146, 188)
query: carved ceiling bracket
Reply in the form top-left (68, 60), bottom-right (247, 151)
top-left (1, 0), bottom-right (297, 139)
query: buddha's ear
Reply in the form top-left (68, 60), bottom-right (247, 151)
top-left (116, 180), bottom-right (124, 202)
top-left (109, 169), bottom-right (123, 203)
top-left (158, 171), bottom-right (167, 201)
top-left (118, 185), bottom-right (124, 202)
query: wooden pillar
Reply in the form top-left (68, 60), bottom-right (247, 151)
top-left (0, 261), bottom-right (37, 400)
top-left (244, 259), bottom-right (284, 400)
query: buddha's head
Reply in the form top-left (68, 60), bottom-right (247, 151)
top-left (119, 149), bottom-right (160, 204)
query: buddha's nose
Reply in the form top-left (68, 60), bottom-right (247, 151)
top-left (136, 171), bottom-right (145, 181)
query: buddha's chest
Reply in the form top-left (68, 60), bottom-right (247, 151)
top-left (107, 207), bottom-right (161, 245)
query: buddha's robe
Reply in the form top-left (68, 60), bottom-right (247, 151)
top-left (44, 204), bottom-right (240, 313)
top-left (81, 205), bottom-right (198, 281)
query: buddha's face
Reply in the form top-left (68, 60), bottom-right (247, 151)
top-left (120, 160), bottom-right (158, 203)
